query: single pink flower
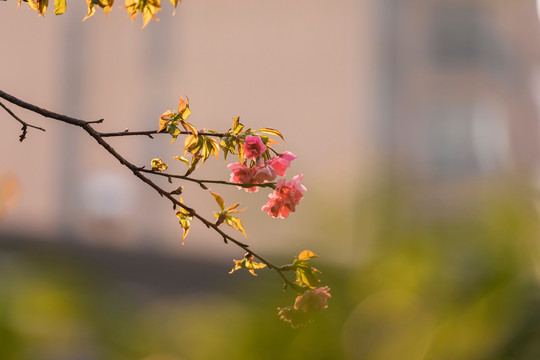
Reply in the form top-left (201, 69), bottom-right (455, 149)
top-left (261, 193), bottom-right (291, 218)
top-left (261, 174), bottom-right (306, 218)
top-left (267, 152), bottom-right (296, 176)
top-left (243, 135), bottom-right (266, 160)
top-left (253, 159), bottom-right (277, 183)
top-left (228, 162), bottom-right (259, 192)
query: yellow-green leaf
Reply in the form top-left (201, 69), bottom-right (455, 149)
top-left (225, 203), bottom-right (243, 213)
top-left (298, 250), bottom-right (319, 261)
top-left (158, 110), bottom-right (174, 132)
top-left (183, 121), bottom-right (198, 138)
top-left (258, 127), bottom-right (284, 141)
top-left (151, 158), bottom-right (168, 171)
top-left (172, 156), bottom-right (190, 166)
top-left (226, 216), bottom-right (247, 238)
top-left (294, 261), bottom-right (321, 288)
top-left (83, 0), bottom-right (113, 21)
top-left (176, 209), bottom-right (192, 245)
top-left (207, 137), bottom-right (219, 159)
top-left (54, 0), bottom-right (66, 15)
top-left (229, 256), bottom-right (266, 276)
top-left (125, 0), bottom-right (161, 29)
top-left (27, 0), bottom-right (48, 16)
top-left (237, 141), bottom-right (244, 162)
top-left (232, 116), bottom-right (244, 135)
top-left (170, 0), bottom-right (179, 14)
top-left (210, 191), bottom-right (225, 211)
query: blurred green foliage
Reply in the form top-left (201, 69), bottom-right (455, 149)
top-left (3, 180), bottom-right (540, 359)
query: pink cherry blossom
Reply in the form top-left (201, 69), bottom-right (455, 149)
top-left (261, 193), bottom-right (290, 218)
top-left (227, 162), bottom-right (259, 192)
top-left (253, 162), bottom-right (277, 183)
top-left (228, 160), bottom-right (278, 193)
top-left (243, 135), bottom-right (266, 160)
top-left (267, 152), bottom-right (296, 176)
top-left (261, 174), bottom-right (306, 218)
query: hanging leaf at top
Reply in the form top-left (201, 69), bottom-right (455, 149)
top-left (83, 0), bottom-right (113, 20)
top-left (54, 0), bottom-right (66, 15)
top-left (169, 0), bottom-right (179, 15)
top-left (125, 0), bottom-right (161, 29)
top-left (24, 0), bottom-right (48, 16)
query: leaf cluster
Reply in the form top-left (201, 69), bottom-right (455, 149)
top-left (229, 253), bottom-right (267, 276)
top-left (218, 117), bottom-right (284, 163)
top-left (211, 191), bottom-right (246, 238)
top-left (17, 0), bottom-right (179, 28)
top-left (292, 250), bottom-right (321, 291)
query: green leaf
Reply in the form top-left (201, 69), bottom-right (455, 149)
top-left (170, 186), bottom-right (183, 195)
top-left (54, 0), bottom-right (66, 14)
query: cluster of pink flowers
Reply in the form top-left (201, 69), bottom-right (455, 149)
top-left (227, 135), bottom-right (306, 218)
top-left (228, 159), bottom-right (278, 193)
top-left (278, 286), bottom-right (331, 327)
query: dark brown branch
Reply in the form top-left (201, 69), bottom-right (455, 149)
top-left (139, 168), bottom-right (276, 189)
top-left (0, 89), bottom-right (90, 127)
top-left (0, 89), bottom-right (297, 289)
top-left (98, 129), bottom-right (226, 138)
top-left (0, 100), bottom-right (46, 141)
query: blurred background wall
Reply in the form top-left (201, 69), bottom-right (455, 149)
top-left (3, 0), bottom-right (540, 359)
top-left (0, 0), bottom-right (367, 261)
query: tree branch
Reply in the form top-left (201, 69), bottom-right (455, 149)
top-left (140, 168), bottom-right (276, 190)
top-left (98, 129), bottom-right (226, 138)
top-left (0, 89), bottom-right (297, 289)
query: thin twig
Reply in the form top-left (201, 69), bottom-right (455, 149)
top-left (0, 101), bottom-right (46, 141)
top-left (0, 89), bottom-right (297, 289)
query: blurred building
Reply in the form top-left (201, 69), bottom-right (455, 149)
top-left (374, 0), bottom-right (540, 212)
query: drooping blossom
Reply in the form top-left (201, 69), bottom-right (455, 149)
top-left (277, 306), bottom-right (306, 328)
top-left (267, 152), bottom-right (296, 176)
top-left (278, 286), bottom-right (331, 327)
top-left (262, 174), bottom-right (306, 218)
top-left (294, 286), bottom-right (331, 313)
top-left (243, 135), bottom-right (266, 160)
